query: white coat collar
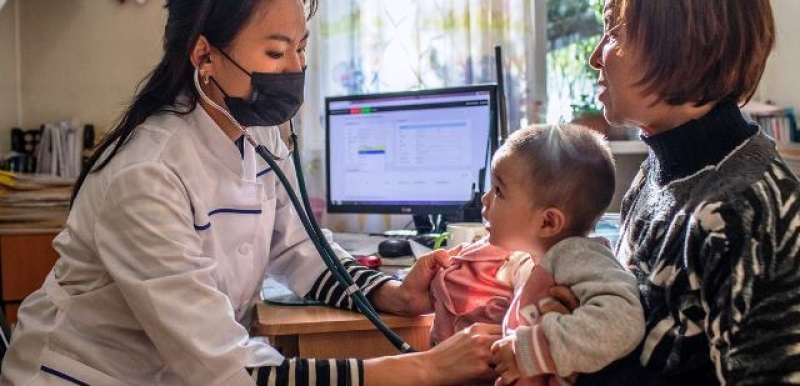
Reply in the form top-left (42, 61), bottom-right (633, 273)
top-left (188, 102), bottom-right (248, 178)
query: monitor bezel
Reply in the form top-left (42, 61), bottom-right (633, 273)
top-left (324, 84), bottom-right (498, 215)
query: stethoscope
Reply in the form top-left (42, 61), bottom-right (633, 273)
top-left (194, 70), bottom-right (415, 353)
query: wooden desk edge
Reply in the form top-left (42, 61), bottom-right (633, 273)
top-left (254, 302), bottom-right (434, 336)
top-left (0, 228), bottom-right (62, 236)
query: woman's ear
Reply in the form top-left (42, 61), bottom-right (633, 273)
top-left (190, 35), bottom-right (215, 76)
top-left (539, 208), bottom-right (566, 238)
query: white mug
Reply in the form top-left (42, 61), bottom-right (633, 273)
top-left (447, 222), bottom-right (488, 246)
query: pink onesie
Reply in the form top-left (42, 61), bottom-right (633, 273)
top-left (430, 239), bottom-right (514, 347)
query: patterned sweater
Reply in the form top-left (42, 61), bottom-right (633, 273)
top-left (580, 101), bottom-right (800, 385)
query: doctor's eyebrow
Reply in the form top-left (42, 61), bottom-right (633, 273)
top-left (266, 31), bottom-right (310, 44)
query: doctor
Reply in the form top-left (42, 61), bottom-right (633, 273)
top-left (0, 0), bottom-right (500, 385)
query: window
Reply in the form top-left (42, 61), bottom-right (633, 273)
top-left (545, 0), bottom-right (603, 123)
top-left (310, 0), bottom-right (537, 134)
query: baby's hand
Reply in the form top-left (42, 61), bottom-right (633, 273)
top-left (491, 337), bottom-right (520, 385)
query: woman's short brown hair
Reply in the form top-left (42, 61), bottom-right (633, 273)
top-left (612, 0), bottom-right (775, 106)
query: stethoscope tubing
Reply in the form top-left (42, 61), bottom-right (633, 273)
top-left (248, 125), bottom-right (415, 354)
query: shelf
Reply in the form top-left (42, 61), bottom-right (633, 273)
top-left (777, 142), bottom-right (800, 150)
top-left (777, 143), bottom-right (800, 162)
top-left (609, 140), bottom-right (648, 155)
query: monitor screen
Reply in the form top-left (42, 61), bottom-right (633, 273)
top-left (326, 85), bottom-right (497, 215)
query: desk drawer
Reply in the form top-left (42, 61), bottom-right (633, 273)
top-left (1, 234), bottom-right (59, 302)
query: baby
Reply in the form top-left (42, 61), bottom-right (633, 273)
top-left (430, 124), bottom-right (644, 386)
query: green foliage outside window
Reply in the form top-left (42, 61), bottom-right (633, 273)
top-left (546, 0), bottom-right (604, 122)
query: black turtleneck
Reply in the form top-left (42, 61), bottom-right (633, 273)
top-left (641, 100), bottom-right (758, 185)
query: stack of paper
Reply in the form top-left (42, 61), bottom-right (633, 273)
top-left (35, 121), bottom-right (85, 178)
top-left (0, 171), bottom-right (74, 231)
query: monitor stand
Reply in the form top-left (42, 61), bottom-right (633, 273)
top-left (410, 188), bottom-right (485, 248)
top-left (412, 214), bottom-right (433, 234)
top-left (413, 214), bottom-right (449, 234)
top-left (409, 214), bottom-right (452, 249)
top-left (411, 187), bottom-right (484, 234)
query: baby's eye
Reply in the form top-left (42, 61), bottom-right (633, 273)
top-left (267, 51), bottom-right (284, 59)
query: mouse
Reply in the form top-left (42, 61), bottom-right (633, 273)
top-left (378, 239), bottom-right (413, 258)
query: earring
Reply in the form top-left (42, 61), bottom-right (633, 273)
top-left (200, 70), bottom-right (210, 85)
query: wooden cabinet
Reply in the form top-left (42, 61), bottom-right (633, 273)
top-left (0, 232), bottom-right (60, 324)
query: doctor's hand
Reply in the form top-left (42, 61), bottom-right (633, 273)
top-left (422, 322), bottom-right (502, 384)
top-left (370, 247), bottom-right (458, 315)
top-left (491, 336), bottom-right (521, 385)
top-left (399, 247), bottom-right (457, 315)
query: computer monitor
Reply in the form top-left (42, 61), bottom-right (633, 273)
top-left (325, 85), bottom-right (498, 215)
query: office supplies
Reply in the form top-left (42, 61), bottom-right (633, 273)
top-left (354, 254), bottom-right (382, 269)
top-left (446, 222), bottom-right (488, 246)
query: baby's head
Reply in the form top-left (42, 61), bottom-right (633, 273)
top-left (481, 124), bottom-right (615, 254)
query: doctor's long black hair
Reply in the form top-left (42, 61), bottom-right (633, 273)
top-left (71, 0), bottom-right (318, 205)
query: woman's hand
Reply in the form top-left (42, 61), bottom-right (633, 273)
top-left (539, 285), bottom-right (579, 315)
top-left (422, 322), bottom-right (502, 384)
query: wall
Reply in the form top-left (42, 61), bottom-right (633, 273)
top-left (761, 0), bottom-right (800, 112)
top-left (0, 0), bottom-right (18, 153)
top-left (18, 0), bottom-right (164, 132)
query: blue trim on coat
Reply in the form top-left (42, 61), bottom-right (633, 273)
top-left (40, 366), bottom-right (90, 386)
top-left (194, 223), bottom-right (212, 231)
top-left (256, 167), bottom-right (273, 177)
top-left (193, 208), bottom-right (263, 231)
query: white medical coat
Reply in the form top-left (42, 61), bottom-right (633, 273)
top-left (1, 104), bottom-right (345, 385)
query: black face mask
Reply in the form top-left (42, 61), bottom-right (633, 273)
top-left (211, 49), bottom-right (305, 127)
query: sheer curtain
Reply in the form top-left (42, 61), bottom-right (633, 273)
top-left (297, 0), bottom-right (542, 232)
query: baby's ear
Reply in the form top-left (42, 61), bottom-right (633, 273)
top-left (539, 208), bottom-right (566, 237)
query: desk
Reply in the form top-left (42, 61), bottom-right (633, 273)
top-left (253, 302), bottom-right (433, 358)
top-left (0, 230), bottom-right (60, 323)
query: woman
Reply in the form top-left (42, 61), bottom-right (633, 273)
top-left (0, 1), bottom-right (499, 385)
top-left (570, 0), bottom-right (798, 384)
